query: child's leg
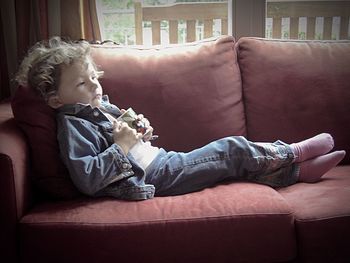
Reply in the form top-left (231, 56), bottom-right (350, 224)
top-left (298, 150), bottom-right (346, 183)
top-left (145, 136), bottom-right (298, 196)
top-left (291, 133), bottom-right (334, 162)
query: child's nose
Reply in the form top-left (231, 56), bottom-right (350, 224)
top-left (89, 81), bottom-right (98, 90)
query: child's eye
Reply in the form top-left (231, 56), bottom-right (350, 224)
top-left (78, 81), bottom-right (85, 86)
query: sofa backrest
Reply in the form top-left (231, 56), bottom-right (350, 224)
top-left (237, 38), bottom-right (350, 164)
top-left (91, 35), bottom-right (246, 152)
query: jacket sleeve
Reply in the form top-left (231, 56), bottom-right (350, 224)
top-left (57, 115), bottom-right (134, 196)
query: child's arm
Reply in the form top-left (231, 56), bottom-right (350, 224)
top-left (57, 116), bottom-right (141, 196)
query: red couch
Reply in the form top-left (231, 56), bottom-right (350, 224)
top-left (1, 36), bottom-right (350, 263)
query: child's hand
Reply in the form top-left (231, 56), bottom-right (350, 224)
top-left (136, 114), bottom-right (154, 141)
top-left (113, 121), bottom-right (142, 154)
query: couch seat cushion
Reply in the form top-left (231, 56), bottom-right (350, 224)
top-left (20, 183), bottom-right (296, 263)
top-left (278, 166), bottom-right (350, 262)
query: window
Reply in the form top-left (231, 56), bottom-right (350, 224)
top-left (96, 0), bottom-right (350, 44)
top-left (96, 0), bottom-right (230, 45)
top-left (266, 0), bottom-right (350, 40)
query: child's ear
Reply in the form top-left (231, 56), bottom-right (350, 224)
top-left (47, 95), bottom-right (63, 109)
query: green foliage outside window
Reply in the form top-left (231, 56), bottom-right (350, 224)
top-left (100, 0), bottom-right (134, 9)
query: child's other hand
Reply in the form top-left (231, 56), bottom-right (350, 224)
top-left (142, 126), bottom-right (154, 141)
top-left (136, 114), bottom-right (154, 141)
top-left (113, 121), bottom-right (142, 154)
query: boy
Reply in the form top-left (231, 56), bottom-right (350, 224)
top-left (16, 37), bottom-right (346, 200)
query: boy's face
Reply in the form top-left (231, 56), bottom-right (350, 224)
top-left (49, 60), bottom-right (103, 108)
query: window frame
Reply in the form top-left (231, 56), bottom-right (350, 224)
top-left (231, 0), bottom-right (266, 39)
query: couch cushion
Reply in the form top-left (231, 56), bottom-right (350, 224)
top-left (237, 37), bottom-right (350, 164)
top-left (278, 166), bottom-right (350, 262)
top-left (20, 183), bottom-right (296, 263)
top-left (11, 86), bottom-right (81, 199)
top-left (92, 35), bottom-right (246, 152)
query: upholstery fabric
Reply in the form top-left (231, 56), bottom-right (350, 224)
top-left (0, 102), bottom-right (32, 216)
top-left (92, 35), bottom-right (246, 152)
top-left (11, 86), bottom-right (81, 199)
top-left (20, 183), bottom-right (296, 263)
top-left (237, 38), bottom-right (350, 164)
top-left (0, 103), bottom-right (25, 263)
top-left (278, 166), bottom-right (350, 262)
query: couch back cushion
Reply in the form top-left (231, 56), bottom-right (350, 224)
top-left (237, 38), bottom-right (350, 164)
top-left (92, 35), bottom-right (245, 152)
top-left (11, 86), bottom-right (81, 199)
top-left (11, 36), bottom-right (245, 199)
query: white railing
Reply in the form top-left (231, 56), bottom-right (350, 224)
top-left (97, 1), bottom-right (350, 45)
top-left (266, 0), bottom-right (350, 39)
top-left (134, 1), bottom-right (228, 45)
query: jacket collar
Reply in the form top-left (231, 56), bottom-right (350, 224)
top-left (57, 95), bottom-right (122, 117)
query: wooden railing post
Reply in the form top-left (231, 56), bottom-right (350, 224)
top-left (204, 19), bottom-right (213, 38)
top-left (134, 2), bottom-right (143, 45)
top-left (306, 17), bottom-right (316, 40)
top-left (272, 17), bottom-right (282, 38)
top-left (186, 20), bottom-right (196, 42)
top-left (323, 17), bottom-right (333, 39)
top-left (221, 19), bottom-right (228, 35)
top-left (151, 21), bottom-right (161, 45)
top-left (290, 17), bottom-right (299, 39)
top-left (340, 16), bottom-right (349, 39)
top-left (169, 20), bottom-right (178, 44)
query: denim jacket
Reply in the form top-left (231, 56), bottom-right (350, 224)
top-left (56, 96), bottom-right (155, 200)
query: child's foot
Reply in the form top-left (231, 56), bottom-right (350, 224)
top-left (298, 150), bottom-right (346, 183)
top-left (291, 133), bottom-right (334, 162)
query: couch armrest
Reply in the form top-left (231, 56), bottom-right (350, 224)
top-left (0, 102), bottom-right (32, 262)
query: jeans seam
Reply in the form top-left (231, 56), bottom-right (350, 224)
top-left (170, 153), bottom-right (231, 173)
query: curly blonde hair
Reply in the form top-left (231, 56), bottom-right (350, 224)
top-left (16, 37), bottom-right (97, 101)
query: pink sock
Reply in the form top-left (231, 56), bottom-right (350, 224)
top-left (291, 133), bottom-right (334, 162)
top-left (298, 150), bottom-right (346, 183)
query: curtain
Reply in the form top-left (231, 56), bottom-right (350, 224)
top-left (16, 0), bottom-right (49, 59)
top-left (0, 0), bottom-right (49, 101)
top-left (0, 11), bottom-right (10, 100)
top-left (0, 0), bottom-right (101, 100)
top-left (82, 0), bottom-right (101, 41)
top-left (60, 0), bottom-right (101, 41)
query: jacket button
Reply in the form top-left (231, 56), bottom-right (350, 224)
top-left (122, 163), bottom-right (130, 170)
top-left (93, 111), bottom-right (99, 117)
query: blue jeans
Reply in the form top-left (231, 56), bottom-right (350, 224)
top-left (145, 136), bottom-right (300, 196)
